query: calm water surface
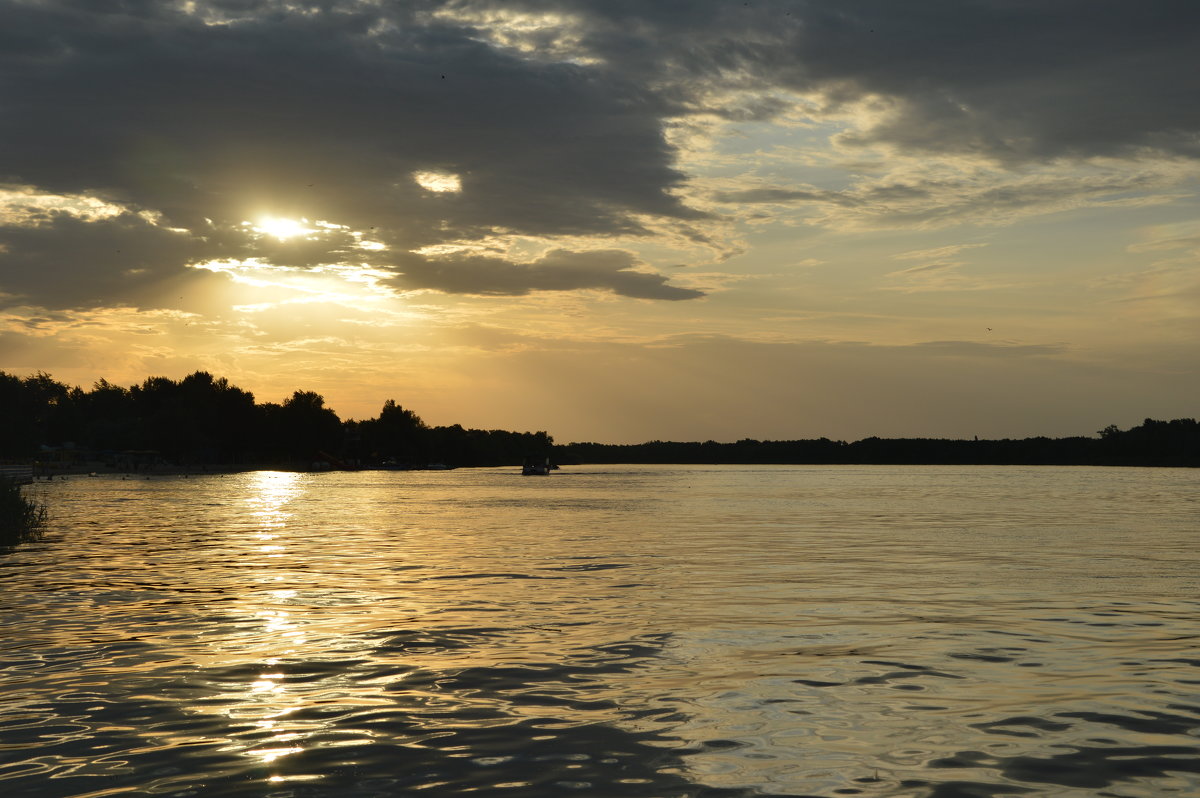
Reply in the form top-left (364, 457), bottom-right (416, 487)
top-left (2, 465), bottom-right (1198, 797)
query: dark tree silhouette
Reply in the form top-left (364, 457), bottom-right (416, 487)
top-left (356, 400), bottom-right (428, 463)
top-left (0, 369), bottom-right (1194, 468)
top-left (272, 390), bottom-right (344, 461)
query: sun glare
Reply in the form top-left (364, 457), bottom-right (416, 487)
top-left (256, 217), bottom-right (312, 240)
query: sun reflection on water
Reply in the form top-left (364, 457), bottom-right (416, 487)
top-left (221, 471), bottom-right (324, 775)
top-left (244, 471), bottom-right (302, 535)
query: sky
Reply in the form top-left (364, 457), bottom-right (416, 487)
top-left (1, 0), bottom-right (1198, 443)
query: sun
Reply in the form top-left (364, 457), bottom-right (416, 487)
top-left (256, 216), bottom-right (311, 240)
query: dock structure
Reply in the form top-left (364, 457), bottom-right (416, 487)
top-left (0, 464), bottom-right (34, 485)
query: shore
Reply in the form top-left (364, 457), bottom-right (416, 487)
top-left (32, 462), bottom-right (293, 479)
top-left (29, 461), bottom-right (469, 478)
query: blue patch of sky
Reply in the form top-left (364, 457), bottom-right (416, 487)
top-left (704, 117), bottom-right (859, 192)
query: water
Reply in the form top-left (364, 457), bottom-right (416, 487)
top-left (2, 464), bottom-right (1198, 797)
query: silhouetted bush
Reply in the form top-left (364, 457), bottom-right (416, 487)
top-left (0, 479), bottom-right (46, 548)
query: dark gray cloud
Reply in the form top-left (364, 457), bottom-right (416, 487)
top-left (2, 1), bottom-right (1197, 309)
top-left (794, 1), bottom-right (1200, 162)
top-left (493, 0), bottom-right (1200, 162)
top-left (0, 211), bottom-right (213, 308)
top-left (390, 248), bottom-right (704, 300)
top-left (0, 0), bottom-right (712, 307)
top-left (0, 0), bottom-right (696, 234)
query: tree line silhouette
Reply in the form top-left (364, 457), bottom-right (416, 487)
top-left (0, 370), bottom-right (552, 469)
top-left (1, 369), bottom-right (1195, 469)
top-left (559, 419), bottom-right (1200, 467)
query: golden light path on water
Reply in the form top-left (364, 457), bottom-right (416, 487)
top-left (2, 465), bottom-right (1199, 797)
top-left (232, 471), bottom-right (307, 775)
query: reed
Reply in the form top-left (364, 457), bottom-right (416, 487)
top-left (0, 478), bottom-right (46, 547)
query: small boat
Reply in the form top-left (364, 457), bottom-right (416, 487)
top-left (522, 456), bottom-right (550, 476)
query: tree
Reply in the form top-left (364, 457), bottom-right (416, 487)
top-left (0, 371), bottom-right (72, 455)
top-left (362, 399), bottom-right (427, 462)
top-left (275, 390), bottom-right (343, 460)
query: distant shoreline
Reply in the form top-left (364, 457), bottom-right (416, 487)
top-left (25, 458), bottom-right (1199, 478)
top-left (5, 371), bottom-right (1196, 472)
top-left (30, 462), bottom-right (270, 479)
top-left (553, 425), bottom-right (1200, 469)
top-left (13, 417), bottom-right (1199, 475)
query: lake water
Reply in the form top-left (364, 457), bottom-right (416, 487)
top-left (2, 464), bottom-right (1198, 797)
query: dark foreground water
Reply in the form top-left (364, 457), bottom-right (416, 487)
top-left (2, 465), bottom-right (1198, 797)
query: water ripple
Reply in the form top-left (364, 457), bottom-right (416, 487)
top-left (2, 465), bottom-right (1198, 797)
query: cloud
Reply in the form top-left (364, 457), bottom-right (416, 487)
top-left (893, 243), bottom-right (988, 261)
top-left (881, 261), bottom-right (994, 293)
top-left (1127, 221), bottom-right (1200, 255)
top-left (881, 242), bottom-right (999, 292)
top-left (389, 248), bottom-right (705, 300)
top-left (709, 158), bottom-right (1197, 231)
top-left (0, 2), bottom-right (700, 236)
top-left (888, 262), bottom-right (958, 277)
top-left (0, 0), bottom-right (714, 309)
top-left (811, 2), bottom-right (1200, 163)
top-left (444, 1), bottom-right (1200, 163)
top-left (1103, 222), bottom-right (1200, 321)
top-left (530, 0), bottom-right (1200, 163)
top-left (0, 210), bottom-right (215, 308)
top-left (910, 340), bottom-right (1066, 358)
top-left (710, 186), bottom-right (857, 207)
top-left (3, 0), bottom-right (1199, 313)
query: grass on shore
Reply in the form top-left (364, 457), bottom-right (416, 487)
top-left (0, 478), bottom-right (46, 548)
